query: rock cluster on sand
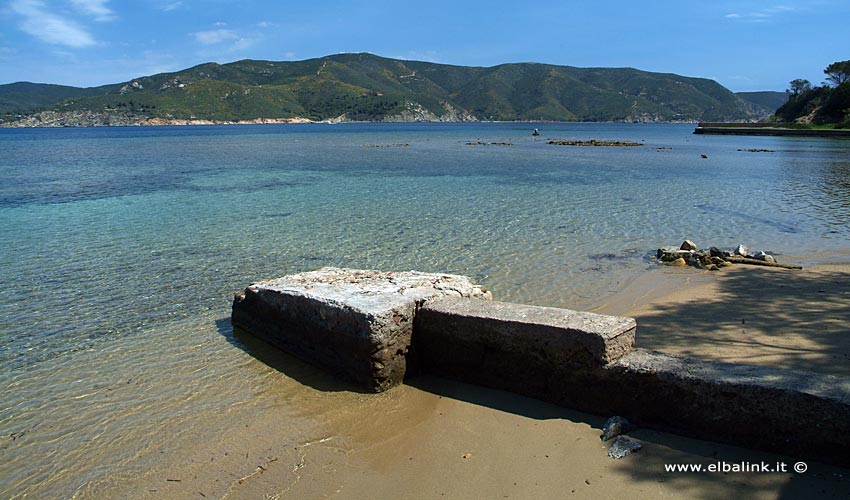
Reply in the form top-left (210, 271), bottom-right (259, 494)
top-left (601, 416), bottom-right (642, 459)
top-left (656, 240), bottom-right (801, 271)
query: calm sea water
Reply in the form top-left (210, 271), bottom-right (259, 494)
top-left (2, 122), bottom-right (849, 497)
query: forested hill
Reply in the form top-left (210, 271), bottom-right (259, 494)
top-left (2, 53), bottom-right (761, 125)
top-left (735, 91), bottom-right (788, 116)
top-left (0, 81), bottom-right (118, 114)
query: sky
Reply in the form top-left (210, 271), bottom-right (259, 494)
top-left (1, 0), bottom-right (847, 92)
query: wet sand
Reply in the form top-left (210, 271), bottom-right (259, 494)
top-left (88, 259), bottom-right (850, 499)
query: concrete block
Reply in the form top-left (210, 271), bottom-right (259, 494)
top-left (231, 267), bottom-right (490, 392)
top-left (412, 296), bottom-right (636, 397)
top-left (597, 349), bottom-right (850, 466)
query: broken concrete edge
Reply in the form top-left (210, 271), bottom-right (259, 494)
top-left (232, 267), bottom-right (494, 392)
top-left (241, 267), bottom-right (492, 313)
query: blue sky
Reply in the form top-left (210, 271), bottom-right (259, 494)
top-left (1, 0), bottom-right (847, 91)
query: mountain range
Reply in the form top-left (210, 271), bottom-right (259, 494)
top-left (0, 53), bottom-right (784, 126)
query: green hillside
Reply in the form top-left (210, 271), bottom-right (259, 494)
top-left (0, 81), bottom-right (119, 114)
top-left (2, 53), bottom-right (759, 124)
top-left (736, 91), bottom-right (788, 112)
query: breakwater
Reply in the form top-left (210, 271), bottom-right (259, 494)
top-left (232, 267), bottom-right (850, 467)
top-left (694, 122), bottom-right (850, 137)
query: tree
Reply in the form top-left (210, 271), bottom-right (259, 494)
top-left (788, 79), bottom-right (811, 96)
top-left (824, 60), bottom-right (850, 87)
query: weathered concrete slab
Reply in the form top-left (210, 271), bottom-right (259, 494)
top-left (597, 349), bottom-right (850, 465)
top-left (231, 267), bottom-right (490, 392)
top-left (412, 296), bottom-right (636, 399)
top-left (415, 296), bottom-right (636, 365)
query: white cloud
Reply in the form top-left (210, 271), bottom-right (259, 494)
top-left (160, 1), bottom-right (182, 11)
top-left (10, 0), bottom-right (96, 48)
top-left (231, 37), bottom-right (256, 51)
top-left (69, 0), bottom-right (116, 22)
top-left (257, 21), bottom-right (273, 28)
top-left (193, 29), bottom-right (238, 45)
top-left (724, 5), bottom-right (796, 22)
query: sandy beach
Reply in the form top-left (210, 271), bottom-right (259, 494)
top-left (595, 259), bottom-right (850, 378)
top-left (80, 256), bottom-right (850, 499)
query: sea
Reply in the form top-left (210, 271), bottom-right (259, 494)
top-left (2, 122), bottom-right (849, 498)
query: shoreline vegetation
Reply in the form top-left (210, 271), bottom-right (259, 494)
top-left (0, 110), bottom-right (318, 128)
top-left (0, 109), bottom-right (713, 128)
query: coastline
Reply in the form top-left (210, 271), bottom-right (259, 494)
top-left (0, 110), bottom-right (704, 128)
top-left (0, 111), bottom-right (318, 128)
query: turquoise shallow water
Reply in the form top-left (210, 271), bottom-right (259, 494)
top-left (1, 122), bottom-right (849, 497)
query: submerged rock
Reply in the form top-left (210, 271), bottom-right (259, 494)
top-left (608, 436), bottom-right (642, 459)
top-left (601, 416), bottom-right (633, 441)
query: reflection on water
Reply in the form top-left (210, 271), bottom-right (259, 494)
top-left (1, 123), bottom-right (849, 498)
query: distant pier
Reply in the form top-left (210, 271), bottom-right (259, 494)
top-left (694, 122), bottom-right (850, 137)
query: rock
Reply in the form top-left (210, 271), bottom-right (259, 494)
top-left (709, 247), bottom-right (726, 258)
top-left (752, 251), bottom-right (776, 263)
top-left (667, 257), bottom-right (687, 267)
top-left (707, 264), bottom-right (719, 271)
top-left (608, 436), bottom-right (642, 459)
top-left (710, 256), bottom-right (731, 268)
top-left (657, 247), bottom-right (691, 262)
top-left (688, 253), bottom-right (704, 268)
top-left (680, 240), bottom-right (697, 251)
top-left (735, 244), bottom-right (750, 257)
top-left (601, 416), bottom-right (633, 441)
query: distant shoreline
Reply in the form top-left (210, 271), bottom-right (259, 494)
top-left (0, 113), bottom-right (703, 129)
top-left (694, 122), bottom-right (850, 137)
